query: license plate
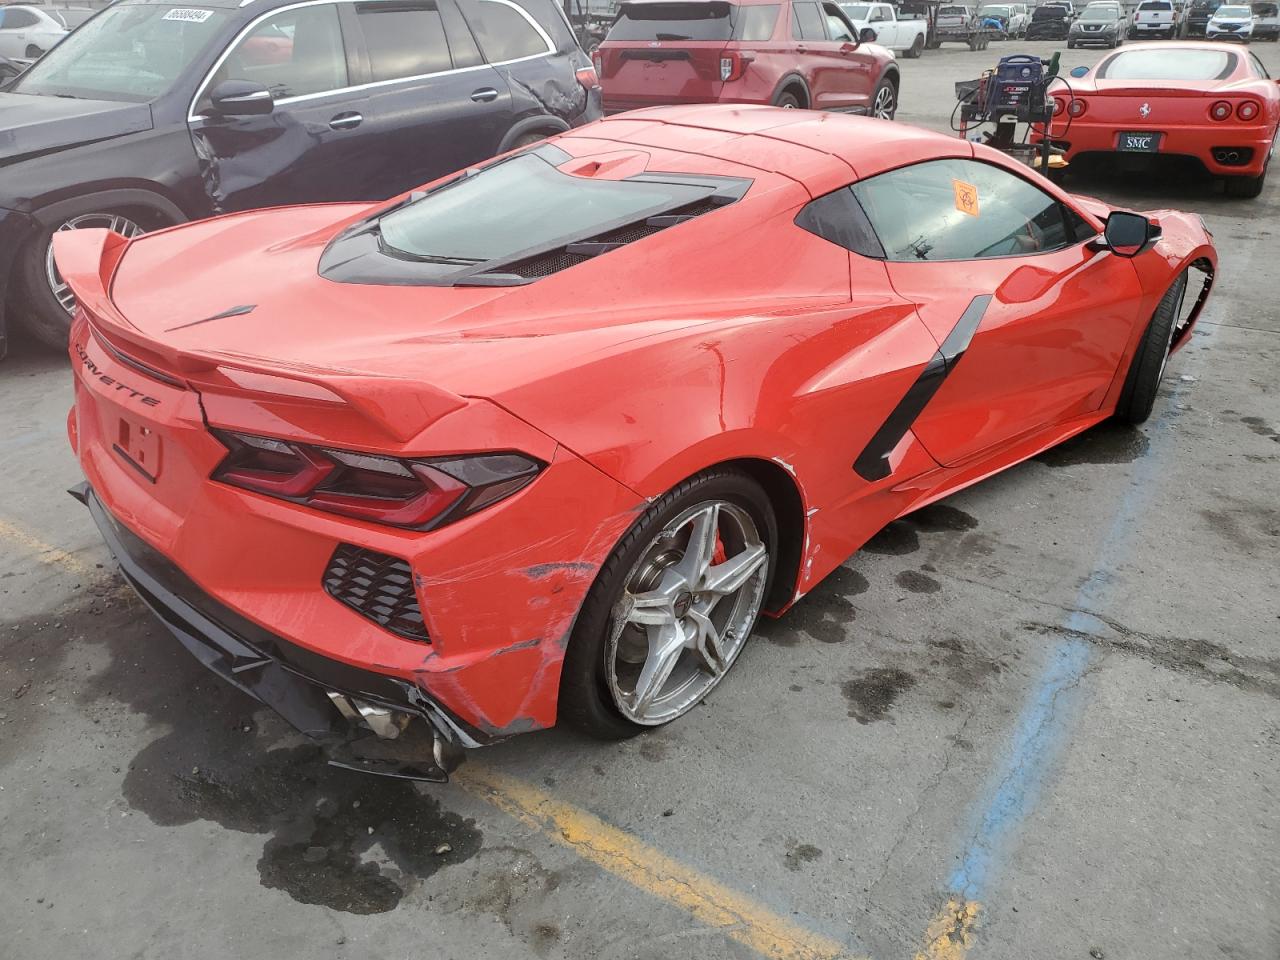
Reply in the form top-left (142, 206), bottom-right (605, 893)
top-left (113, 417), bottom-right (163, 483)
top-left (1118, 131), bottom-right (1161, 152)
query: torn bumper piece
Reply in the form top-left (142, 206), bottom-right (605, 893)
top-left (72, 481), bottom-right (488, 782)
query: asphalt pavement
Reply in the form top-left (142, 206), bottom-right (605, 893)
top-left (1, 39), bottom-right (1277, 960)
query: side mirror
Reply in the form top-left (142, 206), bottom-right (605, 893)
top-left (1070, 65), bottom-right (1088, 77)
top-left (1102, 210), bottom-right (1161, 257)
top-left (859, 26), bottom-right (878, 42)
top-left (209, 79), bottom-right (274, 117)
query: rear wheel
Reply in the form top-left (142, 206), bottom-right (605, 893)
top-left (1225, 170), bottom-right (1266, 198)
top-left (24, 44), bottom-right (43, 58)
top-left (773, 89), bottom-right (802, 109)
top-left (17, 210), bottom-right (152, 351)
top-left (1114, 271), bottom-right (1189, 425)
top-left (870, 78), bottom-right (896, 120)
top-left (559, 470), bottom-right (776, 738)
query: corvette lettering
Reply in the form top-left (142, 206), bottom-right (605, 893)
top-left (74, 343), bottom-right (161, 407)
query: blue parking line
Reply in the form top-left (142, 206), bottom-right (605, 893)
top-left (947, 337), bottom-right (1210, 905)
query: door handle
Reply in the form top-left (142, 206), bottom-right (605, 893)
top-left (796, 43), bottom-right (808, 52)
top-left (328, 112), bottom-right (362, 130)
top-left (471, 88), bottom-right (500, 102)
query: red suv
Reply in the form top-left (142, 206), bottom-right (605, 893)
top-left (595, 0), bottom-right (900, 118)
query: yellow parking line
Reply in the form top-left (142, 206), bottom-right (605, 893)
top-left (0, 517), bottom-right (96, 577)
top-left (457, 766), bottom-right (863, 960)
top-left (914, 900), bottom-right (980, 960)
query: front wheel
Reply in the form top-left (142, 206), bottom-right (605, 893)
top-left (1114, 271), bottom-right (1189, 425)
top-left (905, 34), bottom-right (925, 57)
top-left (559, 470), bottom-right (776, 738)
top-left (870, 78), bottom-right (896, 120)
top-left (17, 210), bottom-right (151, 351)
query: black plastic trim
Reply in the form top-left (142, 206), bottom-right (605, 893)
top-left (853, 295), bottom-right (992, 482)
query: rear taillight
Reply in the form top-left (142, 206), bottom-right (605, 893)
top-left (719, 52), bottom-right (753, 82)
top-left (1237, 100), bottom-right (1260, 121)
top-left (577, 64), bottom-right (600, 90)
top-left (212, 431), bottom-right (543, 530)
top-left (1067, 98), bottom-right (1088, 117)
top-left (1210, 100), bottom-right (1233, 121)
top-left (1050, 97), bottom-right (1066, 116)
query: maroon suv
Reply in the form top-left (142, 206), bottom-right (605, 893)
top-left (595, 0), bottom-right (900, 117)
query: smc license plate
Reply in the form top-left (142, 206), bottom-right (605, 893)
top-left (1118, 131), bottom-right (1161, 152)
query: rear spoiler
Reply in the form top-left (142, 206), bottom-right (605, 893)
top-left (54, 228), bottom-right (468, 444)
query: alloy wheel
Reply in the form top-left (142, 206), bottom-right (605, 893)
top-left (45, 213), bottom-right (145, 315)
top-left (605, 500), bottom-right (769, 725)
top-left (873, 85), bottom-right (895, 119)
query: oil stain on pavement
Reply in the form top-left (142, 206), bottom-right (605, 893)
top-left (841, 668), bottom-right (917, 723)
top-left (29, 586), bottom-right (485, 915)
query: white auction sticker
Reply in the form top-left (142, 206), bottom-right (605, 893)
top-left (162, 8), bottom-right (214, 22)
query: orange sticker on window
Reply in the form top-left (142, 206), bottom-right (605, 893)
top-left (953, 179), bottom-right (980, 217)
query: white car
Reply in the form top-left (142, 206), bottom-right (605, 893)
top-left (1206, 2), bottom-right (1255, 37)
top-left (0, 5), bottom-right (71, 60)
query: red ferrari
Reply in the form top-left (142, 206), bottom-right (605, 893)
top-left (1045, 41), bottom-right (1280, 197)
top-left (58, 106), bottom-right (1216, 781)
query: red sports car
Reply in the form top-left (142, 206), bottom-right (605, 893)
top-left (58, 106), bottom-right (1215, 781)
top-left (1044, 41), bottom-right (1280, 197)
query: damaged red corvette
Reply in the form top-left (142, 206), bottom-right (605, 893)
top-left (59, 106), bottom-right (1216, 781)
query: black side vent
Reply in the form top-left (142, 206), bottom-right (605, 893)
top-left (323, 545), bottom-right (429, 643)
top-left (493, 196), bottom-right (728, 280)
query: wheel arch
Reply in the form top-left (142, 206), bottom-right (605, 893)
top-left (497, 115), bottom-right (572, 154)
top-left (31, 188), bottom-right (188, 231)
top-left (772, 74), bottom-right (812, 109)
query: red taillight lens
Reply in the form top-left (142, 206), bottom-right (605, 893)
top-left (1050, 97), bottom-right (1066, 116)
top-left (1067, 98), bottom-right (1087, 118)
top-left (576, 64), bottom-right (600, 90)
top-left (211, 432), bottom-right (543, 530)
top-left (1237, 100), bottom-right (1259, 121)
top-left (1210, 100), bottom-right (1232, 121)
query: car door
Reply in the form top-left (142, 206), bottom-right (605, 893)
top-left (866, 2), bottom-right (898, 42)
top-left (848, 157), bottom-right (1147, 467)
top-left (187, 1), bottom-right (382, 211)
top-left (345, 0), bottom-right (518, 192)
top-left (796, 0), bottom-right (872, 110)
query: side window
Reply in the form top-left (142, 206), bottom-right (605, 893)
top-left (356, 1), bottom-right (453, 81)
top-left (736, 3), bottom-right (781, 39)
top-left (206, 5), bottom-right (348, 105)
top-left (849, 158), bottom-right (1085, 261)
top-left (792, 1), bottom-right (828, 37)
top-left (6, 8), bottom-right (41, 28)
top-left (826, 12), bottom-right (854, 38)
top-left (869, 5), bottom-right (890, 20)
top-left (467, 0), bottom-right (551, 62)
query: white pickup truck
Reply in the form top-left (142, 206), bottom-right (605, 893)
top-left (1130, 0), bottom-right (1179, 37)
top-left (838, 2), bottom-right (930, 56)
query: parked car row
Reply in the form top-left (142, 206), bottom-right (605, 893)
top-left (0, 4), bottom-right (94, 59)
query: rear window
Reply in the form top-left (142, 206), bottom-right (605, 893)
top-left (378, 152), bottom-right (715, 263)
top-left (1033, 6), bottom-right (1067, 18)
top-left (938, 4), bottom-right (968, 11)
top-left (1137, 1), bottom-right (1172, 8)
top-left (1098, 48), bottom-right (1235, 78)
top-left (608, 0), bottom-right (777, 40)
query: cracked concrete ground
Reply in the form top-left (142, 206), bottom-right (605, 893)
top-left (2, 41), bottom-right (1278, 960)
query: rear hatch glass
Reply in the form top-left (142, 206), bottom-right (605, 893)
top-left (601, 1), bottom-right (779, 104)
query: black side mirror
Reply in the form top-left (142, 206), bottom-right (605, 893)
top-left (209, 79), bottom-right (274, 117)
top-left (859, 26), bottom-right (878, 42)
top-left (1102, 211), bottom-right (1161, 257)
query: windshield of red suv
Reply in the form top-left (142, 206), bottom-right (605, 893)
top-left (607, 1), bottom-right (780, 41)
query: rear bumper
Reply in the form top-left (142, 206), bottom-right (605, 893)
top-left (1027, 23), bottom-right (1069, 37)
top-left (1046, 120), bottom-right (1274, 176)
top-left (76, 481), bottom-right (482, 780)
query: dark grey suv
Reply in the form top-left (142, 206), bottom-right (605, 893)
top-left (0, 0), bottom-right (601, 353)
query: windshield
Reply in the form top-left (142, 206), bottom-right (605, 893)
top-left (13, 4), bottom-right (228, 102)
top-left (1099, 48), bottom-right (1234, 78)
top-left (379, 154), bottom-right (715, 264)
top-left (1215, 5), bottom-right (1251, 13)
top-left (840, 3), bottom-right (871, 17)
top-left (1081, 5), bottom-right (1120, 18)
top-left (608, 1), bottom-right (779, 40)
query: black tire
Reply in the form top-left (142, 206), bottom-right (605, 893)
top-left (24, 44), bottom-right (43, 58)
top-left (1114, 271), bottom-right (1189, 425)
top-left (1068, 40), bottom-right (1077, 48)
top-left (773, 89), bottom-right (802, 109)
top-left (558, 469), bottom-right (778, 739)
top-left (905, 34), bottom-right (924, 57)
top-left (870, 76), bottom-right (896, 120)
top-left (1225, 169), bottom-right (1267, 198)
top-left (16, 209), bottom-right (162, 351)
top-left (510, 131), bottom-right (551, 149)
